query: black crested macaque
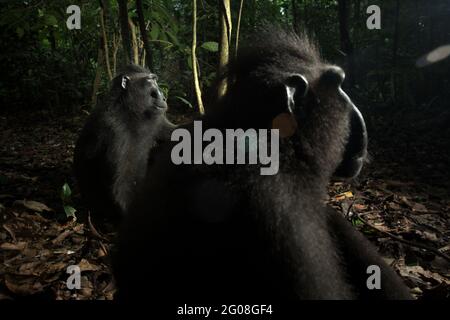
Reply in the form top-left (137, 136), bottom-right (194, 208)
top-left (113, 29), bottom-right (412, 300)
top-left (73, 65), bottom-right (175, 222)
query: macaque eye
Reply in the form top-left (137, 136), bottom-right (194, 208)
top-left (146, 78), bottom-right (158, 86)
top-left (146, 74), bottom-right (158, 82)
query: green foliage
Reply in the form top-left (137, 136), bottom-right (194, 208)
top-left (351, 217), bottom-right (364, 227)
top-left (175, 96), bottom-right (194, 109)
top-left (201, 41), bottom-right (219, 52)
top-left (0, 0), bottom-right (448, 113)
top-left (60, 183), bottom-right (72, 203)
top-left (150, 23), bottom-right (160, 40)
top-left (60, 183), bottom-right (77, 220)
top-left (63, 205), bottom-right (77, 220)
top-left (0, 0), bottom-right (98, 111)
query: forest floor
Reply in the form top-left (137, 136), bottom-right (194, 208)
top-left (0, 107), bottom-right (449, 300)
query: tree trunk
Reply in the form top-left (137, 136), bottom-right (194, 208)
top-left (91, 42), bottom-right (104, 108)
top-left (99, 0), bottom-right (113, 80)
top-left (129, 18), bottom-right (139, 64)
top-left (112, 32), bottom-right (120, 75)
top-left (141, 49), bottom-right (146, 67)
top-left (192, 0), bottom-right (205, 114)
top-left (118, 0), bottom-right (132, 64)
top-left (235, 0), bottom-right (244, 57)
top-left (136, 0), bottom-right (153, 70)
top-left (217, 0), bottom-right (232, 98)
top-left (337, 0), bottom-right (355, 86)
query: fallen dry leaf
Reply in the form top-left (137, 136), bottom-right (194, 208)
top-left (5, 275), bottom-right (45, 295)
top-left (13, 200), bottom-right (52, 213)
top-left (0, 242), bottom-right (27, 251)
top-left (17, 261), bottom-right (42, 276)
top-left (334, 191), bottom-right (354, 201)
top-left (44, 261), bottom-right (69, 274)
top-left (52, 230), bottom-right (73, 244)
top-left (400, 265), bottom-right (450, 286)
top-left (2, 223), bottom-right (16, 242)
top-left (400, 196), bottom-right (413, 208)
top-left (78, 258), bottom-right (101, 272)
top-left (412, 202), bottom-right (428, 213)
top-left (353, 204), bottom-right (368, 211)
top-left (388, 202), bottom-right (401, 211)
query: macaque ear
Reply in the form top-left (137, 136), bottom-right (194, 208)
top-left (285, 74), bottom-right (309, 112)
top-left (271, 74), bottom-right (308, 139)
top-left (121, 76), bottom-right (131, 89)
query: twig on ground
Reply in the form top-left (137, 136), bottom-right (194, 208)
top-left (87, 212), bottom-right (107, 241)
top-left (356, 212), bottom-right (450, 263)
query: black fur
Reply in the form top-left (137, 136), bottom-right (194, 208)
top-left (113, 29), bottom-right (411, 300)
top-left (73, 65), bottom-right (175, 221)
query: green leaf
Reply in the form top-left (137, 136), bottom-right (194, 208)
top-left (150, 11), bottom-right (163, 25)
top-left (175, 96), bottom-right (193, 109)
top-left (41, 38), bottom-right (50, 48)
top-left (166, 30), bottom-right (180, 46)
top-left (351, 218), bottom-right (364, 227)
top-left (150, 24), bottom-right (160, 40)
top-left (63, 205), bottom-right (77, 220)
top-left (61, 183), bottom-right (72, 202)
top-left (201, 41), bottom-right (219, 52)
top-left (160, 31), bottom-right (168, 42)
top-left (44, 14), bottom-right (58, 27)
top-left (150, 10), bottom-right (160, 21)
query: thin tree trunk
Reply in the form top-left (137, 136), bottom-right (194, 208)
top-left (218, 0), bottom-right (232, 98)
top-left (136, 0), bottom-right (153, 70)
top-left (91, 43), bottom-right (104, 108)
top-left (337, 0), bottom-right (355, 86)
top-left (99, 0), bottom-right (113, 80)
top-left (235, 0), bottom-right (244, 57)
top-left (141, 49), bottom-right (146, 67)
top-left (129, 18), bottom-right (139, 64)
top-left (118, 0), bottom-right (132, 64)
top-left (112, 32), bottom-right (120, 75)
top-left (192, 0), bottom-right (205, 114)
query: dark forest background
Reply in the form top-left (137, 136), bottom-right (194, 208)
top-left (1, 0), bottom-right (449, 114)
top-left (0, 0), bottom-right (449, 300)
